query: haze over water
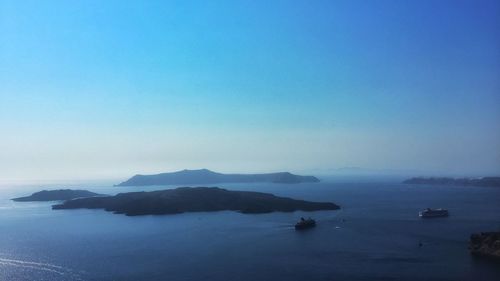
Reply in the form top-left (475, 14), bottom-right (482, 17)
top-left (1, 0), bottom-right (499, 183)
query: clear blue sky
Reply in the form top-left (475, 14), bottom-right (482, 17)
top-left (1, 0), bottom-right (499, 182)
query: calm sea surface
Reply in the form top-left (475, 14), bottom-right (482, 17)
top-left (1, 180), bottom-right (499, 281)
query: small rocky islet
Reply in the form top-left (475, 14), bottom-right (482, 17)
top-left (470, 232), bottom-right (500, 260)
top-left (12, 189), bottom-right (104, 202)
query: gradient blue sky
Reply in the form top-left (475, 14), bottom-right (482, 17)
top-left (1, 0), bottom-right (499, 183)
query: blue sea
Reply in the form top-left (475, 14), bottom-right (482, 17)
top-left (1, 179), bottom-right (500, 281)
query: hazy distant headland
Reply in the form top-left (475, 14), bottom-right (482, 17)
top-left (116, 169), bottom-right (320, 186)
top-left (403, 177), bottom-right (500, 187)
top-left (52, 187), bottom-right (339, 216)
top-left (12, 189), bottom-right (103, 202)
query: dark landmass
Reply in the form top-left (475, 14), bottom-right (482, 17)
top-left (12, 189), bottom-right (104, 202)
top-left (116, 169), bottom-right (320, 186)
top-left (52, 187), bottom-right (339, 216)
top-left (470, 232), bottom-right (500, 260)
top-left (403, 177), bottom-right (500, 187)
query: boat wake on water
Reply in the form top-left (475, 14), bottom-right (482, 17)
top-left (0, 257), bottom-right (85, 280)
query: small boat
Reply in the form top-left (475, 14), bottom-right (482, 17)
top-left (419, 208), bottom-right (449, 218)
top-left (295, 217), bottom-right (316, 230)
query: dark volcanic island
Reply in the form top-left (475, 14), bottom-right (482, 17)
top-left (116, 169), bottom-right (320, 186)
top-left (52, 187), bottom-right (340, 216)
top-left (12, 189), bottom-right (103, 202)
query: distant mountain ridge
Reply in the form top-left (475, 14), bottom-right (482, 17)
top-left (116, 169), bottom-right (320, 186)
top-left (403, 177), bottom-right (500, 187)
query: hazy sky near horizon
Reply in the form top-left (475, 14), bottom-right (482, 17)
top-left (1, 0), bottom-right (499, 183)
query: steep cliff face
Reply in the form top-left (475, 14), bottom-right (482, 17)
top-left (470, 232), bottom-right (500, 260)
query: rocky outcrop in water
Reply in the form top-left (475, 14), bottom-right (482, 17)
top-left (470, 232), bottom-right (500, 260)
top-left (12, 189), bottom-right (103, 202)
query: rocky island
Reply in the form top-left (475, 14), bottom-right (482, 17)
top-left (12, 189), bottom-right (103, 202)
top-left (116, 169), bottom-right (320, 186)
top-left (470, 232), bottom-right (500, 260)
top-left (52, 187), bottom-right (339, 216)
top-left (403, 177), bottom-right (500, 187)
